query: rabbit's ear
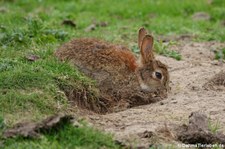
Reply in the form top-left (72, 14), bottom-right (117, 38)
top-left (138, 27), bottom-right (148, 49)
top-left (141, 35), bottom-right (154, 63)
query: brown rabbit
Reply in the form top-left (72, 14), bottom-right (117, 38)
top-left (55, 27), bottom-right (169, 112)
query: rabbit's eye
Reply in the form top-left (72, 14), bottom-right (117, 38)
top-left (155, 72), bottom-right (162, 79)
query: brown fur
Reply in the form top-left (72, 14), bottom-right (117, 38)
top-left (55, 28), bottom-right (169, 113)
top-left (55, 38), bottom-right (137, 73)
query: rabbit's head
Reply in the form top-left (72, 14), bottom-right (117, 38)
top-left (135, 28), bottom-right (169, 92)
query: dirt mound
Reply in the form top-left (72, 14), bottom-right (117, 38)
top-left (203, 71), bottom-right (225, 91)
top-left (58, 82), bottom-right (107, 114)
top-left (3, 115), bottom-right (73, 138)
top-left (176, 112), bottom-right (225, 145)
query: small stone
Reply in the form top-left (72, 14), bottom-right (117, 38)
top-left (25, 54), bottom-right (40, 62)
top-left (85, 24), bottom-right (96, 32)
top-left (171, 101), bottom-right (177, 104)
top-left (160, 102), bottom-right (164, 105)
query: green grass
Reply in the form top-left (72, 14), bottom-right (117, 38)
top-left (215, 48), bottom-right (225, 60)
top-left (154, 41), bottom-right (182, 60)
top-left (208, 119), bottom-right (221, 134)
top-left (0, 0), bottom-right (225, 148)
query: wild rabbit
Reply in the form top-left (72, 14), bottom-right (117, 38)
top-left (55, 27), bottom-right (169, 112)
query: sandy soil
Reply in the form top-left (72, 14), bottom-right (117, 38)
top-left (83, 41), bottom-right (225, 147)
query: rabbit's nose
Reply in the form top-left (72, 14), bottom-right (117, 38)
top-left (140, 88), bottom-right (151, 93)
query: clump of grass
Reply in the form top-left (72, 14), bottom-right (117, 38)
top-left (208, 119), bottom-right (221, 134)
top-left (0, 18), bottom-right (68, 48)
top-left (131, 45), bottom-right (140, 54)
top-left (154, 41), bottom-right (182, 60)
top-left (3, 122), bottom-right (120, 149)
top-left (0, 59), bottom-right (18, 72)
top-left (0, 116), bottom-right (5, 132)
top-left (214, 48), bottom-right (225, 60)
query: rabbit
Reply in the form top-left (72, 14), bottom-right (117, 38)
top-left (55, 27), bottom-right (169, 112)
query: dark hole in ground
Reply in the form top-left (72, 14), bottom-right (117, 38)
top-left (57, 82), bottom-right (108, 114)
top-left (57, 79), bottom-right (165, 114)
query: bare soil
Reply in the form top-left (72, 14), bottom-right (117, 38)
top-left (83, 41), bottom-right (225, 147)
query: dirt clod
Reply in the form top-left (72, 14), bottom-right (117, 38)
top-left (62, 19), bottom-right (76, 28)
top-left (25, 54), bottom-right (40, 62)
top-left (3, 122), bottom-right (40, 138)
top-left (176, 112), bottom-right (225, 144)
top-left (114, 139), bottom-right (128, 148)
top-left (139, 130), bottom-right (154, 138)
top-left (203, 71), bottom-right (225, 91)
top-left (188, 112), bottom-right (208, 130)
top-left (85, 24), bottom-right (96, 32)
top-left (3, 114), bottom-right (73, 138)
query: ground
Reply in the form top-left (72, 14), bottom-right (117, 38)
top-left (0, 0), bottom-right (225, 148)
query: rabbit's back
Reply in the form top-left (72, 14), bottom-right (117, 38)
top-left (55, 38), bottom-right (137, 75)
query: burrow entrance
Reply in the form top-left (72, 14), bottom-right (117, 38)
top-left (58, 81), bottom-right (166, 114)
